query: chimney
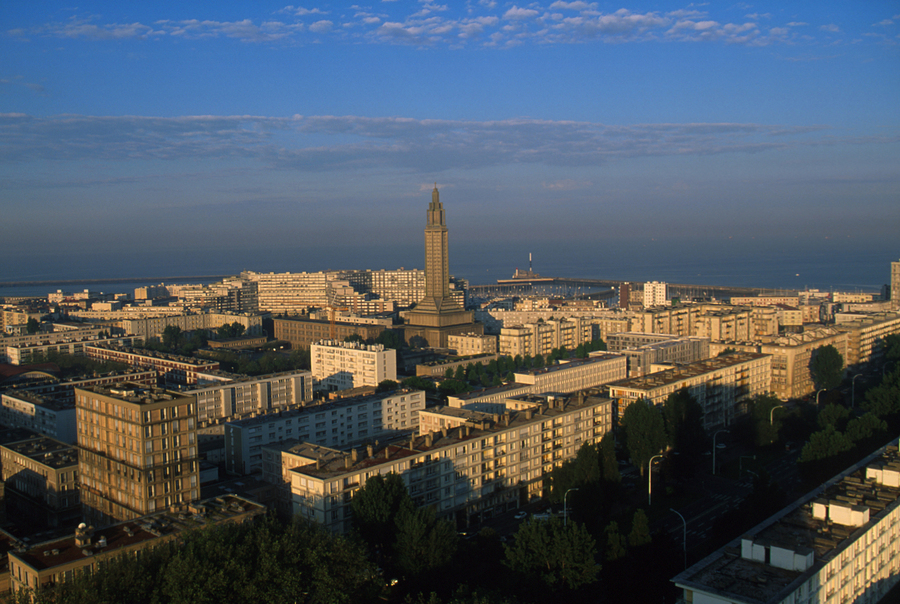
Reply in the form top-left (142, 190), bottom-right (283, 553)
top-left (316, 458), bottom-right (322, 470)
top-left (425, 433), bottom-right (433, 447)
top-left (344, 455), bottom-right (351, 469)
top-left (525, 409), bottom-right (533, 420)
top-left (351, 449), bottom-right (359, 462)
top-left (367, 444), bottom-right (375, 458)
top-left (74, 524), bottom-right (94, 548)
top-left (441, 426), bottom-right (448, 438)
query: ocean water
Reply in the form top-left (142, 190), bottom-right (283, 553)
top-left (1, 241), bottom-right (893, 299)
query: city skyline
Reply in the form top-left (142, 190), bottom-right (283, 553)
top-left (1, 2), bottom-right (898, 283)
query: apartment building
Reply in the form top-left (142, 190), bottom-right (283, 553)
top-left (310, 340), bottom-right (397, 391)
top-left (8, 494), bottom-right (264, 596)
top-left (711, 327), bottom-right (850, 400)
top-left (607, 333), bottom-right (711, 377)
top-left (120, 312), bottom-right (264, 339)
top-left (499, 317), bottom-right (593, 357)
top-left (673, 442), bottom-right (900, 604)
top-left (84, 345), bottom-right (219, 385)
top-left (0, 327), bottom-right (108, 361)
top-left (225, 388), bottom-right (426, 474)
top-left (0, 391), bottom-right (76, 443)
top-left (834, 311), bottom-right (900, 367)
top-left (448, 333), bottom-right (498, 356)
top-left (289, 394), bottom-right (614, 534)
top-left (415, 353), bottom-right (502, 378)
top-left (6, 335), bottom-right (143, 365)
top-left (0, 433), bottom-right (79, 529)
top-left (643, 281), bottom-right (667, 308)
top-left (273, 316), bottom-right (387, 351)
top-left (186, 369), bottom-right (314, 425)
top-left (75, 385), bottom-right (200, 526)
top-left (606, 352), bottom-right (772, 429)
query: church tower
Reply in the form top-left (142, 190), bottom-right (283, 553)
top-left (402, 184), bottom-right (482, 347)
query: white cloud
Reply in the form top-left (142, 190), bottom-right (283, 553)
top-left (308, 20), bottom-right (333, 33)
top-left (504, 6), bottom-right (540, 20)
top-left (820, 23), bottom-right (841, 33)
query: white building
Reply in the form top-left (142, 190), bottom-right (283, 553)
top-left (498, 317), bottom-right (593, 357)
top-left (643, 281), bottom-right (667, 308)
top-left (0, 391), bottom-right (77, 444)
top-left (673, 441), bottom-right (900, 604)
top-left (225, 388), bottom-right (426, 474)
top-left (185, 369), bottom-right (314, 426)
top-left (310, 340), bottom-right (397, 391)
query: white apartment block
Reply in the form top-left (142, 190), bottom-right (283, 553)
top-left (310, 340), bottom-right (397, 392)
top-left (0, 391), bottom-right (77, 444)
top-left (673, 441), bottom-right (900, 604)
top-left (6, 335), bottom-right (143, 365)
top-left (607, 352), bottom-right (772, 429)
top-left (607, 332), bottom-right (711, 377)
top-left (446, 354), bottom-right (627, 413)
top-left (289, 394), bottom-right (614, 534)
top-left (225, 389), bottom-right (426, 474)
top-left (499, 317), bottom-right (593, 357)
top-left (711, 327), bottom-right (850, 401)
top-left (448, 333), bottom-right (498, 356)
top-left (185, 369), bottom-right (314, 426)
top-left (643, 281), bottom-right (667, 308)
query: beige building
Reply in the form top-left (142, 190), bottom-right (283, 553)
top-left (84, 345), bottom-right (220, 385)
top-left (120, 312), bottom-right (264, 340)
top-left (834, 311), bottom-right (900, 367)
top-left (607, 333), bottom-right (711, 377)
top-left (310, 340), bottom-right (397, 391)
top-left (6, 335), bottom-right (143, 365)
top-left (75, 385), bottom-right (200, 526)
top-left (673, 442), bottom-right (900, 604)
top-left (711, 327), bottom-right (849, 400)
top-left (0, 391), bottom-right (76, 444)
top-left (499, 317), bottom-right (593, 357)
top-left (643, 281), bottom-right (667, 308)
top-left (607, 352), bottom-right (772, 429)
top-left (186, 369), bottom-right (314, 426)
top-left (0, 433), bottom-right (79, 528)
top-left (448, 333), bottom-right (498, 356)
top-left (8, 494), bottom-right (264, 596)
top-left (289, 393), bottom-right (614, 533)
top-left (273, 316), bottom-right (386, 351)
top-left (225, 388), bottom-right (426, 474)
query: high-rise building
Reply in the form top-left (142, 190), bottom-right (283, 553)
top-left (892, 257), bottom-right (900, 310)
top-left (75, 384), bottom-right (200, 526)
top-left (402, 185), bottom-right (482, 347)
top-left (643, 281), bottom-right (667, 308)
top-left (310, 340), bottom-right (397, 391)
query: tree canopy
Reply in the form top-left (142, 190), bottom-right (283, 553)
top-left (809, 344), bottom-right (844, 391)
top-left (503, 517), bottom-right (599, 591)
top-left (620, 399), bottom-right (667, 475)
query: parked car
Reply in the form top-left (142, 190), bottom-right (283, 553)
top-left (514, 511), bottom-right (527, 520)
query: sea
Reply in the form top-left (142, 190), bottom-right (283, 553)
top-left (0, 242), bottom-right (894, 299)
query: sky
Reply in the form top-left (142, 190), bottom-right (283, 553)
top-left (1, 2), bottom-right (899, 286)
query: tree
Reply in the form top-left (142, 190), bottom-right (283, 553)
top-left (445, 367), bottom-right (454, 379)
top-left (809, 344), bottom-right (844, 390)
top-left (620, 399), bottom-right (667, 476)
top-left (800, 425), bottom-right (854, 463)
top-left (818, 403), bottom-right (850, 431)
top-left (393, 505), bottom-right (459, 577)
top-left (161, 325), bottom-right (183, 350)
top-left (503, 517), bottom-right (599, 591)
top-left (350, 473), bottom-right (413, 554)
top-left (25, 317), bottom-right (40, 334)
top-left (604, 522), bottom-right (626, 561)
top-left (402, 375), bottom-right (436, 393)
top-left (627, 509), bottom-right (651, 548)
top-left (599, 432), bottom-right (620, 483)
top-left (454, 365), bottom-right (466, 381)
top-left (344, 333), bottom-right (365, 344)
top-left (377, 380), bottom-right (399, 392)
top-left (663, 389), bottom-right (706, 454)
top-left (375, 329), bottom-right (406, 349)
top-left (548, 442), bottom-right (600, 503)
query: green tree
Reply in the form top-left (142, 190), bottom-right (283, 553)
top-left (402, 375), bottom-right (437, 393)
top-left (628, 509), bottom-right (652, 548)
top-left (503, 517), bottom-right (599, 591)
top-left (604, 521), bottom-right (627, 561)
top-left (809, 344), bottom-right (844, 390)
top-left (620, 399), bottom-right (667, 476)
top-left (548, 442), bottom-right (600, 503)
top-left (800, 425), bottom-right (854, 463)
top-left (161, 325), bottom-right (183, 350)
top-left (663, 389), bottom-right (706, 454)
top-left (25, 317), bottom-right (40, 334)
top-left (393, 505), bottom-right (459, 577)
top-left (344, 333), bottom-right (366, 344)
top-left (377, 379), bottom-right (399, 392)
top-left (818, 403), bottom-right (850, 431)
top-left (599, 432), bottom-right (620, 483)
top-left (375, 329), bottom-right (406, 349)
top-left (454, 365), bottom-right (467, 381)
top-left (351, 473), bottom-right (413, 554)
top-left (445, 367), bottom-right (454, 379)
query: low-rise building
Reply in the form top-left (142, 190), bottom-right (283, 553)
top-left (290, 393), bottom-right (614, 534)
top-left (606, 352), bottom-right (772, 429)
top-left (84, 345), bottom-right (219, 385)
top-left (225, 388), bottom-right (426, 475)
top-left (5, 335), bottom-right (143, 365)
top-left (8, 494), bottom-right (265, 596)
top-left (310, 340), bottom-right (397, 392)
top-left (499, 317), bottom-right (593, 357)
top-left (0, 434), bottom-right (79, 528)
top-left (0, 391), bottom-right (76, 444)
top-left (673, 441), bottom-right (900, 604)
top-left (273, 316), bottom-right (387, 351)
top-left (448, 333), bottom-right (498, 356)
top-left (607, 333), bottom-right (711, 377)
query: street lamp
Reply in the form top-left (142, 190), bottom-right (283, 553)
top-left (851, 374), bottom-right (863, 409)
top-left (712, 430), bottom-right (730, 475)
top-left (648, 454), bottom-right (663, 507)
top-left (769, 405), bottom-right (785, 425)
top-left (670, 508), bottom-right (687, 570)
top-left (816, 388), bottom-right (826, 407)
top-left (564, 487), bottom-right (579, 528)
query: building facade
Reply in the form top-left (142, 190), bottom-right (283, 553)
top-left (448, 333), bottom-right (498, 356)
top-left (273, 316), bottom-right (386, 351)
top-left (186, 369), bottom-right (314, 425)
top-left (310, 340), bottom-right (397, 391)
top-left (643, 281), bottom-right (667, 308)
top-left (498, 317), bottom-right (593, 357)
top-left (75, 385), bottom-right (200, 526)
top-left (84, 345), bottom-right (220, 385)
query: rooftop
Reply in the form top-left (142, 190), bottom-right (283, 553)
top-left (1, 434), bottom-right (77, 469)
top-left (607, 351), bottom-right (769, 391)
top-left (77, 384), bottom-right (188, 406)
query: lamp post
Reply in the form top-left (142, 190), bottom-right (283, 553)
top-left (769, 405), bottom-right (785, 425)
top-left (712, 430), bottom-right (729, 475)
top-left (670, 508), bottom-right (687, 570)
top-left (564, 487), bottom-right (579, 528)
top-left (648, 454), bottom-right (663, 507)
top-left (816, 388), bottom-right (826, 407)
top-left (851, 374), bottom-right (863, 409)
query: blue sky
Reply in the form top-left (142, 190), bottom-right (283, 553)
top-left (1, 2), bottom-right (898, 284)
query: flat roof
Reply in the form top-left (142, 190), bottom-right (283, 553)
top-left (1, 434), bottom-right (77, 469)
top-left (607, 352), bottom-right (769, 391)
